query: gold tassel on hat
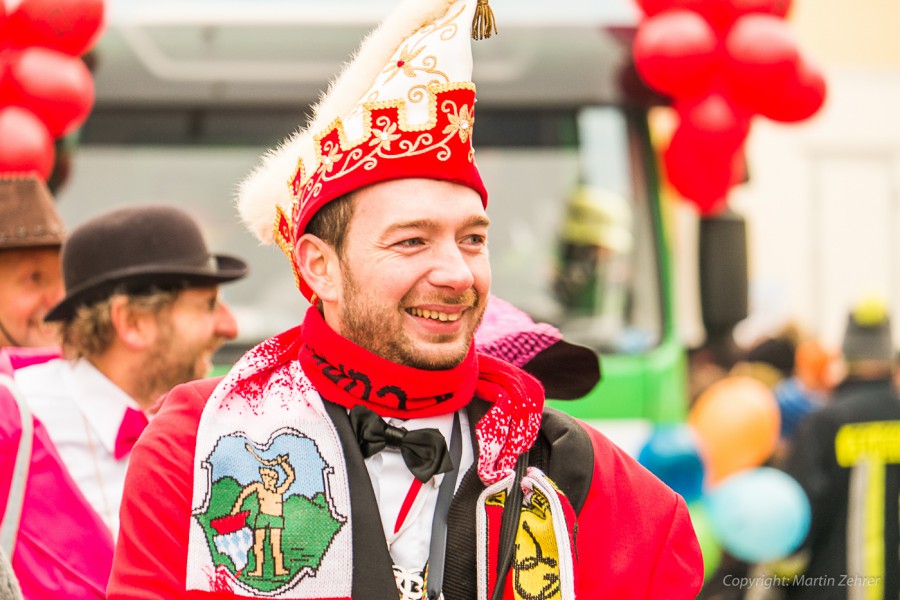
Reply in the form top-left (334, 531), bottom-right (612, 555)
top-left (472, 0), bottom-right (498, 40)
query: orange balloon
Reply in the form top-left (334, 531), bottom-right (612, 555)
top-left (795, 339), bottom-right (836, 393)
top-left (689, 376), bottom-right (780, 484)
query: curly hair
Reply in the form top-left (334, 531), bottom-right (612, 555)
top-left (60, 286), bottom-right (181, 360)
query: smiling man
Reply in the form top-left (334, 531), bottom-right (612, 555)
top-left (0, 176), bottom-right (65, 349)
top-left (109, 1), bottom-right (702, 598)
top-left (14, 205), bottom-right (247, 536)
top-left (303, 179), bottom-right (491, 371)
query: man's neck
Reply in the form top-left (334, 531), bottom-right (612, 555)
top-left (86, 352), bottom-right (156, 410)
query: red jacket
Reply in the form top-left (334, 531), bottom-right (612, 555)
top-left (109, 377), bottom-right (702, 599)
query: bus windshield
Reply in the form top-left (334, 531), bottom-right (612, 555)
top-left (483, 106), bottom-right (663, 354)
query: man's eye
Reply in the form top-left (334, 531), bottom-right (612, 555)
top-left (396, 238), bottom-right (424, 247)
top-left (464, 234), bottom-right (486, 246)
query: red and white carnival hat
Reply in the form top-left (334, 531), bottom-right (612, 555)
top-left (237, 0), bottom-right (497, 301)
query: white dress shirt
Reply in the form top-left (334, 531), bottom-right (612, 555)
top-left (362, 409), bottom-right (474, 570)
top-left (15, 358), bottom-right (143, 536)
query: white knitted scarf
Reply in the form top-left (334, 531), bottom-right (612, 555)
top-left (187, 334), bottom-right (352, 598)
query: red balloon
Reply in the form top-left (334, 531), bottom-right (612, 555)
top-left (695, 0), bottom-right (793, 32)
top-left (733, 0), bottom-right (792, 19)
top-left (677, 91), bottom-right (752, 153)
top-left (730, 147), bottom-right (748, 187)
top-left (0, 106), bottom-right (55, 179)
top-left (0, 55), bottom-right (14, 103)
top-left (754, 55), bottom-right (827, 122)
top-left (635, 0), bottom-right (670, 17)
top-left (688, 1), bottom-right (740, 32)
top-left (638, 0), bottom-right (792, 31)
top-left (8, 47), bottom-right (95, 137)
top-left (637, 0), bottom-right (711, 18)
top-left (633, 9), bottom-right (720, 98)
top-left (664, 125), bottom-right (738, 214)
top-left (725, 15), bottom-right (801, 111)
top-left (6, 0), bottom-right (105, 56)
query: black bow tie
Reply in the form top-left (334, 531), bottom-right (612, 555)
top-left (349, 405), bottom-right (453, 483)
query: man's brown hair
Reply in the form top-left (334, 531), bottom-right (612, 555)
top-left (304, 193), bottom-right (356, 259)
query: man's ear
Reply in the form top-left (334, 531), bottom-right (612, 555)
top-left (109, 296), bottom-right (158, 351)
top-left (294, 234), bottom-right (341, 303)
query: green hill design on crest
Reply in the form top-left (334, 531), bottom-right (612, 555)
top-left (196, 476), bottom-right (344, 593)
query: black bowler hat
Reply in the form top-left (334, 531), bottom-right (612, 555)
top-left (46, 205), bottom-right (248, 322)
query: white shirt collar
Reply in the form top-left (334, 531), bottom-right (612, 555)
top-left (69, 358), bottom-right (142, 455)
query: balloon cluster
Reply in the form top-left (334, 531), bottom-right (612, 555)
top-left (0, 0), bottom-right (105, 180)
top-left (637, 376), bottom-right (811, 574)
top-left (632, 0), bottom-right (827, 214)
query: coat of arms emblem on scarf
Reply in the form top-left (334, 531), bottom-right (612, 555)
top-left (193, 429), bottom-right (346, 594)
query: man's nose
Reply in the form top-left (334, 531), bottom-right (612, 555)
top-left (214, 301), bottom-right (239, 340)
top-left (428, 243), bottom-right (476, 292)
top-left (45, 278), bottom-right (65, 308)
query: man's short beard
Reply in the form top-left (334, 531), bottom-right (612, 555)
top-left (137, 316), bottom-right (215, 402)
top-left (338, 264), bottom-right (484, 370)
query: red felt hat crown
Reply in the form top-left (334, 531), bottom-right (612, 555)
top-left (237, 0), bottom-right (495, 302)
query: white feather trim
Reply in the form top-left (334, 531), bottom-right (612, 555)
top-left (236, 0), bottom-right (459, 244)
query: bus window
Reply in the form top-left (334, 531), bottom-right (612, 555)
top-left (484, 106), bottom-right (662, 355)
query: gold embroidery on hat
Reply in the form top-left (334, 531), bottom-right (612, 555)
top-left (296, 85), bottom-right (475, 211)
top-left (279, 89), bottom-right (478, 279)
top-left (443, 101), bottom-right (473, 143)
top-left (369, 122), bottom-right (401, 150)
top-left (274, 205), bottom-right (303, 291)
top-left (315, 81), bottom-right (475, 158)
top-left (288, 156), bottom-right (307, 199)
top-left (382, 44), bottom-right (427, 85)
top-left (278, 0), bottom-right (481, 257)
top-left (379, 2), bottom-right (464, 104)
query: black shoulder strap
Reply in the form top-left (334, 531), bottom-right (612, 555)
top-left (533, 406), bottom-right (594, 514)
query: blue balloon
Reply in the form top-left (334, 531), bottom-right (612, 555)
top-left (705, 467), bottom-right (811, 562)
top-left (637, 425), bottom-right (705, 504)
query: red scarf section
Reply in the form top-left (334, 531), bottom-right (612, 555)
top-left (298, 307), bottom-right (477, 419)
top-left (295, 307), bottom-right (545, 484)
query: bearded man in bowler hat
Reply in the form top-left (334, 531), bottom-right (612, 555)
top-left (15, 204), bottom-right (248, 537)
top-left (110, 1), bottom-right (702, 598)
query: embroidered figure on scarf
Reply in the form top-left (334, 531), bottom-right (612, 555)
top-left (195, 429), bottom-right (346, 595)
top-left (230, 445), bottom-right (295, 578)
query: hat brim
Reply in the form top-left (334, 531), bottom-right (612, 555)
top-left (45, 253), bottom-right (248, 322)
top-left (521, 340), bottom-right (602, 400)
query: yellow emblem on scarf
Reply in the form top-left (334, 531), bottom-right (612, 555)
top-left (487, 486), bottom-right (563, 600)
